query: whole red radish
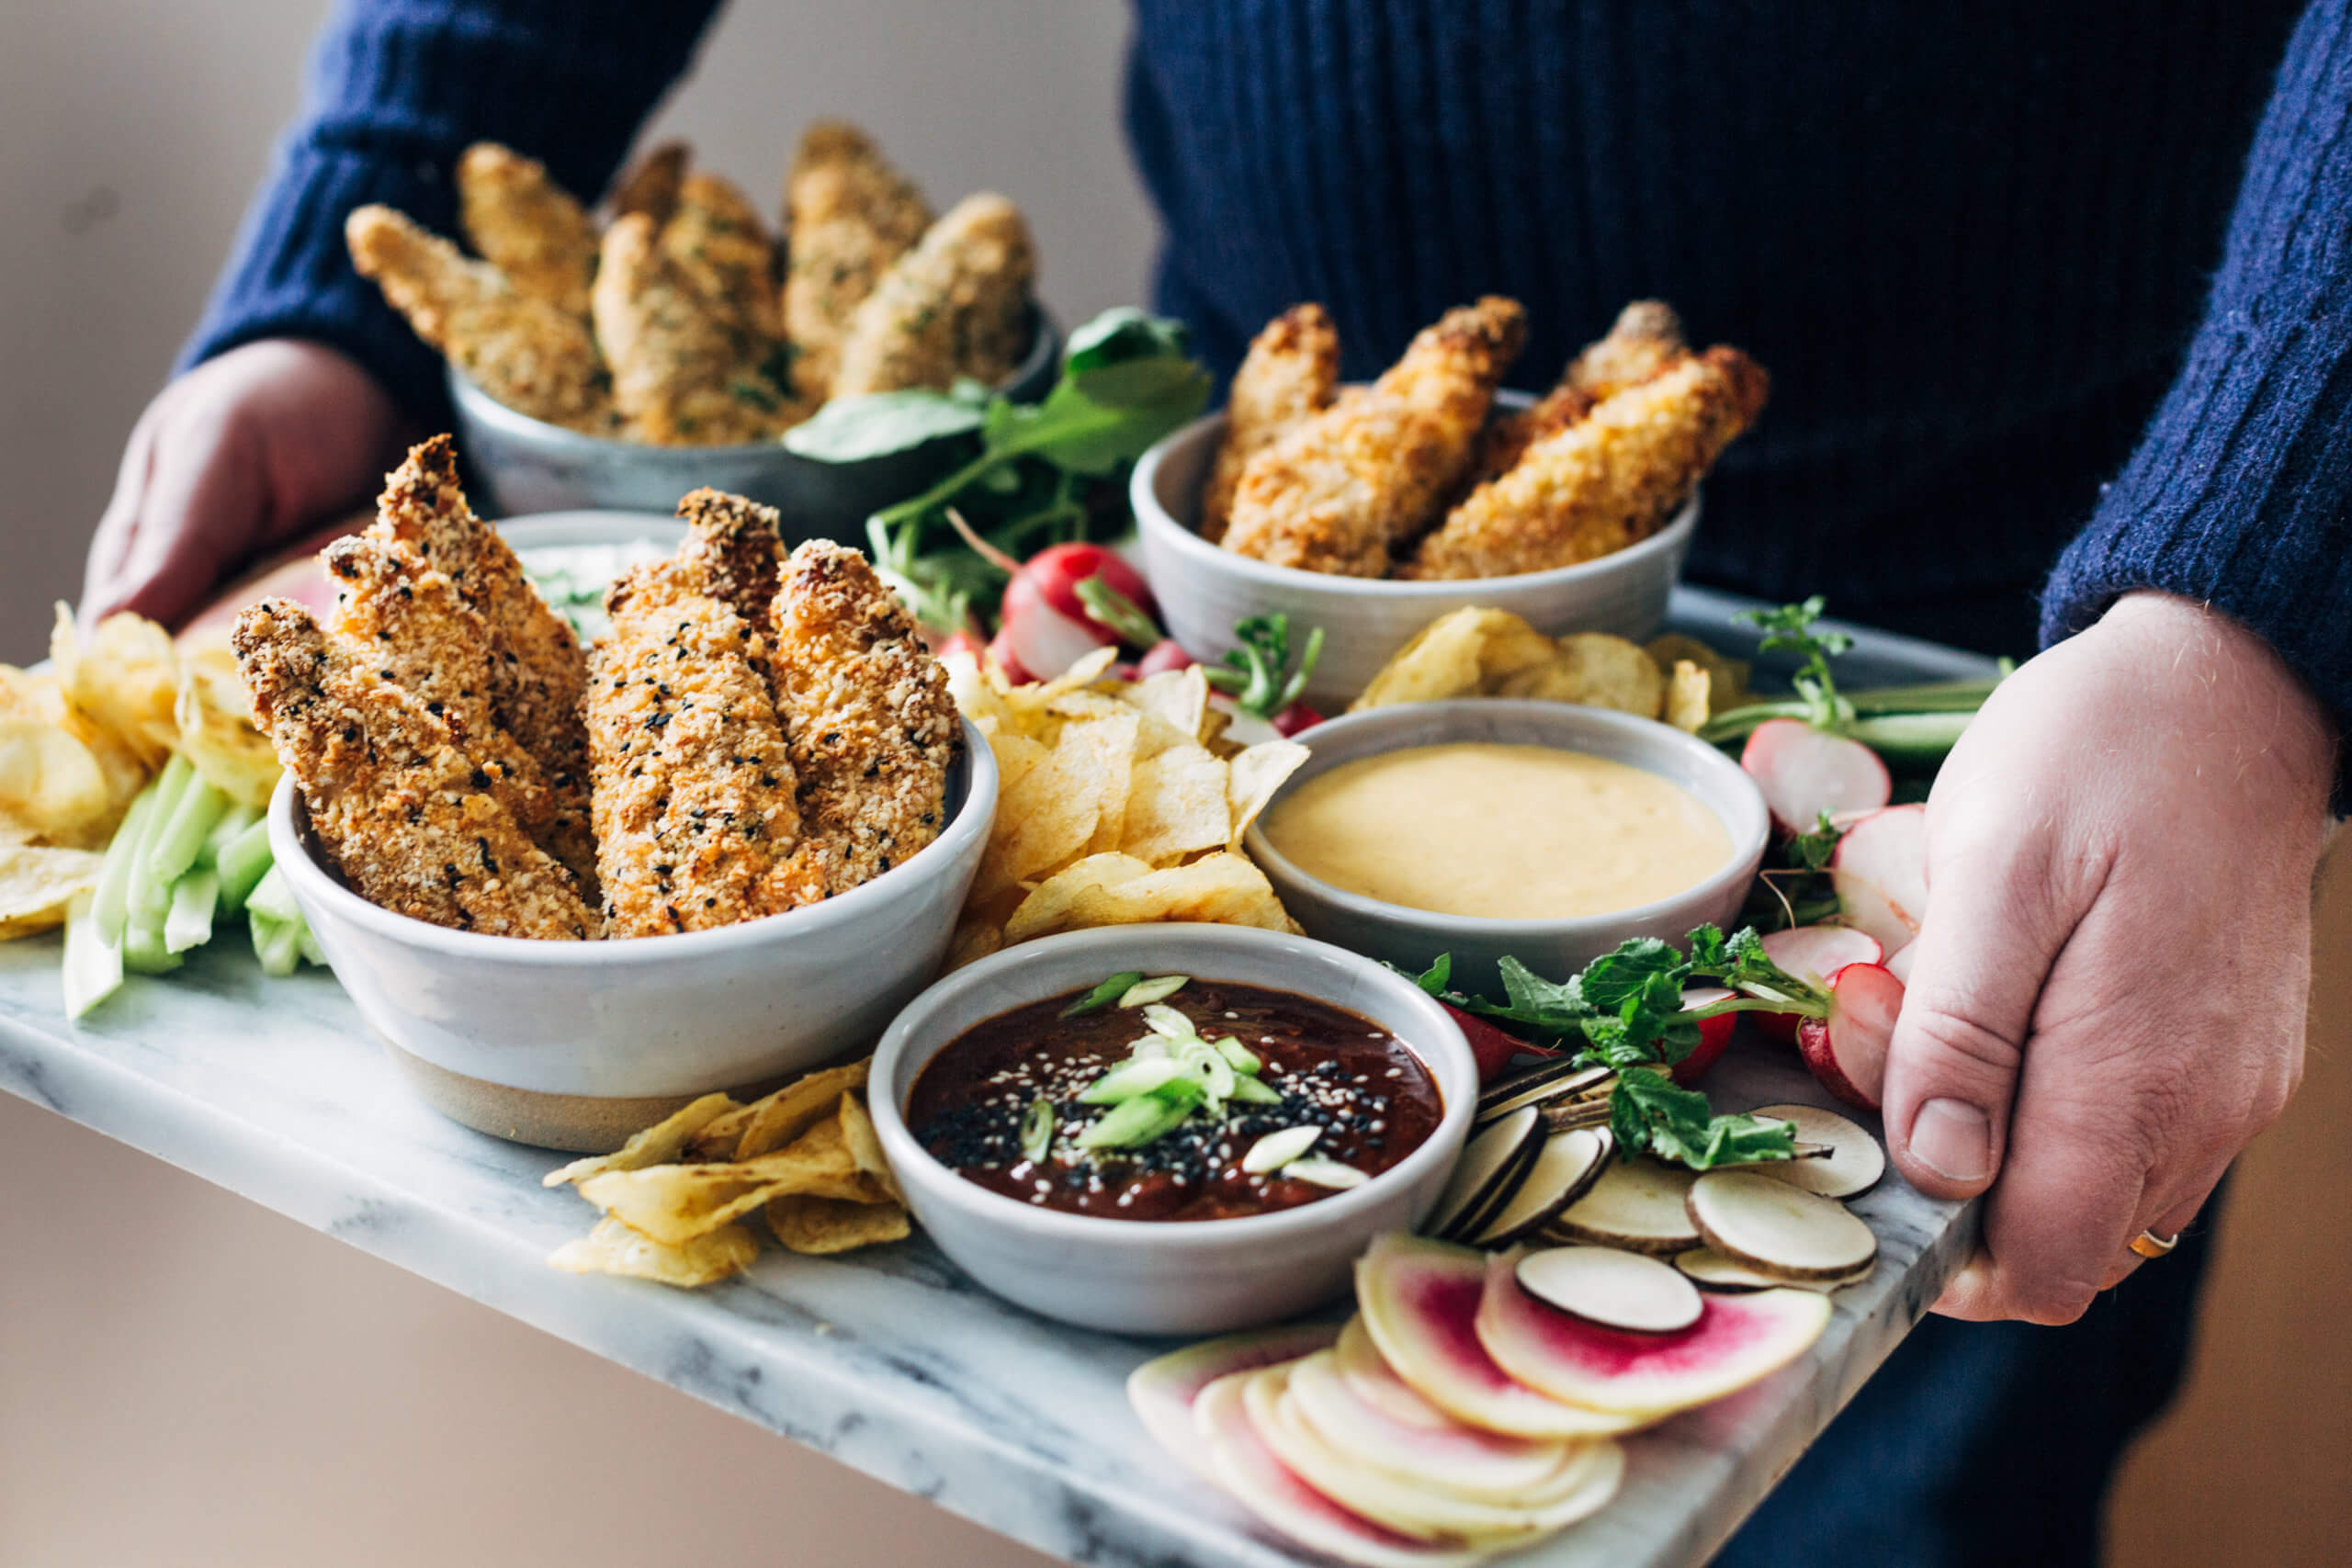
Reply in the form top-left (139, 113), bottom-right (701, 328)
top-left (1742, 718), bottom-right (1891, 836)
top-left (996, 581), bottom-right (1108, 681)
top-left (1753, 926), bottom-right (1883, 1043)
top-left (933, 628), bottom-right (986, 661)
top-left (1794, 961), bottom-right (1904, 1111)
top-left (984, 625), bottom-right (1036, 685)
top-left (1021, 543), bottom-right (1155, 629)
top-left (1830, 804), bottom-right (1928, 956)
top-left (1674, 987), bottom-right (1737, 1083)
top-left (1271, 701), bottom-right (1324, 737)
top-left (1443, 1004), bottom-right (1558, 1082)
top-left (1136, 638), bottom-right (1197, 678)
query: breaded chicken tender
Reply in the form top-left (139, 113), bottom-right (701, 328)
top-left (233, 601), bottom-right (595, 940)
top-left (1566, 299), bottom-right (1689, 400)
top-left (764, 542), bottom-right (961, 906)
top-left (1220, 297), bottom-right (1526, 577)
top-left (610, 140), bottom-right (690, 226)
top-left (455, 142), bottom-right (598, 318)
top-left (369, 437), bottom-right (599, 896)
top-left (660, 171), bottom-right (784, 342)
top-left (585, 559), bottom-right (804, 938)
top-left (673, 487), bottom-right (786, 629)
top-left (831, 193), bottom-right (1035, 397)
top-left (346, 205), bottom-right (609, 431)
top-left (593, 215), bottom-right (803, 446)
top-left (1198, 303), bottom-right (1340, 544)
top-left (781, 121), bottom-right (933, 402)
top-left (1403, 346), bottom-right (1770, 581)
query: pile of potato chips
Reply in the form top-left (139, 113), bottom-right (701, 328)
top-left (547, 1059), bottom-right (908, 1288)
top-left (943, 648), bottom-right (1311, 969)
top-left (1349, 607), bottom-right (1750, 732)
top-left (0, 608), bottom-right (278, 939)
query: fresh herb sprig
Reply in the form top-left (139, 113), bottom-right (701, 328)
top-left (1202, 614), bottom-right (1324, 721)
top-left (1737, 595), bottom-right (1854, 730)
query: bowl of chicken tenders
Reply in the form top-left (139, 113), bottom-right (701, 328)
top-left (1134, 299), bottom-right (1768, 711)
top-left (348, 124), bottom-right (1055, 536)
top-left (242, 437), bottom-right (997, 1152)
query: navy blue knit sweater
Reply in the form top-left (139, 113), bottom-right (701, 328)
top-left (185, 1), bottom-right (2352, 709)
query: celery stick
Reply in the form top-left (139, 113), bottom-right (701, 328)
top-left (295, 916), bottom-right (325, 968)
top-left (61, 893), bottom-right (123, 1020)
top-left (195, 801), bottom-right (258, 872)
top-left (121, 911), bottom-right (182, 975)
top-left (251, 911), bottom-right (302, 977)
top-left (245, 864), bottom-right (300, 927)
top-left (164, 870), bottom-right (220, 953)
top-left (147, 777), bottom-right (228, 888)
top-left (215, 818), bottom-right (273, 911)
top-left (125, 757), bottom-right (196, 927)
top-left (88, 785), bottom-right (161, 942)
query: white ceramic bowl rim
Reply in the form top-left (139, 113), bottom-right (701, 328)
top-left (1133, 407), bottom-right (1701, 597)
top-left (1243, 699), bottom-right (1770, 941)
top-left (868, 924), bottom-right (1476, 1251)
top-left (268, 713), bottom-right (1000, 964)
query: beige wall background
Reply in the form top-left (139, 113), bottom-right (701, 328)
top-left (3, 4), bottom-right (2346, 1566)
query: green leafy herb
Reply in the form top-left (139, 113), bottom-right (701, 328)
top-left (1736, 595), bottom-right (1854, 729)
top-left (1063, 970), bottom-right (1146, 1017)
top-left (1074, 575), bottom-right (1163, 648)
top-left (780, 381), bottom-right (990, 462)
top-left (1611, 1067), bottom-right (1799, 1169)
top-left (1790, 811), bottom-right (1843, 873)
top-left (1202, 614), bottom-right (1325, 719)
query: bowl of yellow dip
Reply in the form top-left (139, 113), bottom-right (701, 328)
top-left (1244, 700), bottom-right (1769, 993)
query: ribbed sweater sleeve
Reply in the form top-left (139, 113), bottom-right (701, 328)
top-left (177, 0), bottom-right (722, 422)
top-left (2041, 0), bottom-right (2352, 719)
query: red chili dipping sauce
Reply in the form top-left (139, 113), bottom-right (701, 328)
top-left (905, 976), bottom-right (1443, 1222)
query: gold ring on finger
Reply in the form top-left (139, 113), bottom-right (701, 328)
top-left (2129, 1229), bottom-right (2179, 1260)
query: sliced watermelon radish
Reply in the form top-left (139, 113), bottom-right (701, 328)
top-left (1356, 1234), bottom-right (1641, 1438)
top-left (1193, 1371), bottom-right (1488, 1568)
top-left (1128, 1321), bottom-right (1341, 1481)
top-left (1793, 962), bottom-right (1904, 1111)
top-left (1672, 987), bottom-right (1736, 1083)
top-left (1283, 1348), bottom-right (1576, 1501)
top-left (1335, 1317), bottom-right (1457, 1432)
top-left (1741, 718), bottom-right (1890, 836)
top-left (1829, 804), bottom-right (1928, 954)
top-left (1752, 926), bottom-right (1884, 1043)
top-left (1473, 1249), bottom-right (1829, 1417)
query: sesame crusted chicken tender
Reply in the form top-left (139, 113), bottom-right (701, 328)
top-left (1220, 296), bottom-right (1527, 577)
top-left (368, 436), bottom-right (599, 897)
top-left (610, 140), bottom-right (689, 226)
top-left (345, 205), bottom-right (610, 432)
top-left (781, 120), bottom-right (933, 402)
top-left (593, 215), bottom-right (804, 446)
top-left (660, 170), bottom-right (785, 342)
top-left (1198, 303), bottom-right (1340, 544)
top-left (831, 193), bottom-right (1036, 398)
top-left (763, 542), bottom-right (960, 906)
top-left (232, 601), bottom-right (595, 940)
top-left (586, 562), bottom-right (803, 937)
top-left (1403, 345), bottom-right (1770, 581)
top-left (673, 487), bottom-right (785, 631)
top-left (455, 142), bottom-right (598, 318)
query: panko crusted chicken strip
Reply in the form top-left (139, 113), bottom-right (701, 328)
top-left (1462, 300), bottom-right (1688, 489)
top-left (659, 170), bottom-right (785, 342)
top-left (232, 602), bottom-right (595, 940)
top-left (369, 436), bottom-right (599, 896)
top-left (609, 140), bottom-right (689, 225)
top-left (831, 193), bottom-right (1036, 397)
top-left (345, 205), bottom-right (609, 432)
top-left (1403, 345), bottom-right (1770, 581)
top-left (764, 541), bottom-right (960, 905)
top-left (781, 120), bottom-right (933, 402)
top-left (1197, 303), bottom-right (1341, 544)
top-left (586, 561), bottom-right (803, 937)
top-left (1220, 296), bottom-right (1526, 577)
top-left (594, 215), bottom-right (802, 446)
top-left (455, 142), bottom-right (598, 318)
top-left (673, 487), bottom-right (785, 632)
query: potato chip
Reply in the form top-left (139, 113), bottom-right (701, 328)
top-left (1001, 852), bottom-right (1154, 943)
top-left (549, 1214), bottom-right (759, 1287)
top-left (172, 646), bottom-right (280, 808)
top-left (1005, 851), bottom-right (1294, 943)
top-left (1124, 665), bottom-right (1211, 744)
top-left (731, 1062), bottom-right (872, 1159)
top-left (834, 1091), bottom-right (906, 1205)
top-left (1226, 739), bottom-right (1310, 850)
top-left (577, 1122), bottom-right (867, 1245)
top-left (51, 604), bottom-right (178, 768)
top-left (1119, 742), bottom-right (1232, 865)
top-left (991, 710), bottom-right (1139, 884)
top-left (1646, 634), bottom-right (1750, 713)
top-left (0, 837), bottom-right (103, 936)
top-left (1664, 660), bottom-right (1712, 733)
top-left (1497, 632), bottom-right (1666, 717)
top-left (765, 1194), bottom-right (911, 1255)
top-left (1348, 610), bottom-right (1493, 710)
top-left (542, 1091), bottom-right (741, 1186)
top-left (0, 717), bottom-right (111, 840)
top-left (945, 915), bottom-right (1004, 971)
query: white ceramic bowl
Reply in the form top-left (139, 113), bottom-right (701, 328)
top-left (1133, 401), bottom-right (1699, 712)
top-left (868, 924), bottom-right (1477, 1336)
top-left (1244, 700), bottom-right (1770, 997)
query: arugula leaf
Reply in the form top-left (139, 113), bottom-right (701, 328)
top-left (1411, 953), bottom-right (1453, 996)
top-left (782, 382), bottom-right (989, 461)
top-left (1201, 614), bottom-right (1326, 718)
top-left (1611, 1067), bottom-right (1798, 1168)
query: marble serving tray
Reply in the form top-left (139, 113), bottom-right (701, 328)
top-left (0, 589), bottom-right (1997, 1568)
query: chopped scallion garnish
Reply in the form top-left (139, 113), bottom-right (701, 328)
top-left (1063, 971), bottom-right (1146, 1018)
top-left (1117, 974), bottom-right (1189, 1009)
top-left (1020, 1099), bottom-right (1055, 1165)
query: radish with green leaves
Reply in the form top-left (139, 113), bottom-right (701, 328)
top-left (1751, 926), bottom-right (1883, 1043)
top-left (1793, 962), bottom-right (1905, 1111)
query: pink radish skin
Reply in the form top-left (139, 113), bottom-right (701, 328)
top-left (1741, 718), bottom-right (1891, 836)
top-left (1753, 927), bottom-right (1884, 1043)
top-left (1000, 593), bottom-right (1111, 682)
top-left (1794, 962), bottom-right (1905, 1111)
top-left (1830, 805), bottom-right (1928, 954)
top-left (1673, 988), bottom-right (1736, 1084)
top-left (1129, 1323), bottom-right (1341, 1482)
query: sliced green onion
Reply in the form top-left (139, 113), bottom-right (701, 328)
top-left (245, 865), bottom-right (300, 927)
top-left (1062, 971), bottom-right (1145, 1018)
top-left (1284, 1157), bottom-right (1368, 1190)
top-left (1079, 1056), bottom-right (1190, 1104)
top-left (214, 818), bottom-right (273, 911)
top-left (1214, 1036), bottom-right (1261, 1074)
top-left (1227, 1076), bottom-right (1283, 1105)
top-left (164, 870), bottom-right (219, 953)
top-left (1243, 1125), bottom-right (1321, 1174)
top-left (1193, 1046), bottom-right (1237, 1104)
top-left (1076, 1092), bottom-right (1193, 1150)
top-left (145, 777), bottom-right (228, 889)
top-left (1142, 1002), bottom-right (1195, 1039)
top-left (61, 893), bottom-right (123, 1020)
top-left (1020, 1099), bottom-right (1055, 1165)
top-left (1116, 974), bottom-right (1189, 1009)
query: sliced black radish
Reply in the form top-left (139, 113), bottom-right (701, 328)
top-left (1476, 1061), bottom-right (1612, 1124)
top-left (1546, 1157), bottom-right (1701, 1256)
top-left (1469, 1128), bottom-right (1611, 1248)
top-left (1686, 1170), bottom-right (1878, 1282)
top-left (1674, 1247), bottom-right (1872, 1294)
top-left (1426, 1105), bottom-right (1543, 1241)
top-left (1744, 1103), bottom-right (1886, 1198)
top-left (1515, 1245), bottom-right (1703, 1334)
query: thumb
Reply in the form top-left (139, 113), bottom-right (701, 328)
top-left (1881, 815), bottom-right (2073, 1201)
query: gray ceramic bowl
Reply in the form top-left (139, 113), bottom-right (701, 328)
top-left (1133, 400), bottom-right (1699, 713)
top-left (450, 305), bottom-right (1059, 537)
top-left (1243, 700), bottom-right (1768, 996)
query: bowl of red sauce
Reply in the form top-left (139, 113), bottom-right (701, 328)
top-left (869, 924), bottom-right (1476, 1335)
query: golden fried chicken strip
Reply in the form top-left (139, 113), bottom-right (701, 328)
top-left (1220, 297), bottom-right (1526, 576)
top-left (233, 601), bottom-right (594, 940)
top-left (781, 121), bottom-right (932, 402)
top-left (610, 140), bottom-right (690, 225)
top-left (1566, 299), bottom-right (1689, 400)
top-left (368, 436), bottom-right (599, 897)
top-left (674, 487), bottom-right (785, 633)
top-left (765, 541), bottom-right (960, 905)
top-left (455, 142), bottom-right (597, 318)
top-left (1403, 346), bottom-right (1770, 581)
top-left (593, 215), bottom-right (803, 446)
top-left (346, 205), bottom-right (608, 431)
top-left (586, 561), bottom-right (803, 937)
top-left (661, 170), bottom-right (784, 341)
top-left (1199, 303), bottom-right (1341, 544)
top-left (831, 193), bottom-right (1035, 397)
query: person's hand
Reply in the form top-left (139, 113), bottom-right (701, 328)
top-left (1883, 591), bottom-right (2334, 1323)
top-left (83, 339), bottom-right (414, 626)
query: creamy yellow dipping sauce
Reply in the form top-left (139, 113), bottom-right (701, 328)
top-left (1263, 743), bottom-right (1733, 920)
